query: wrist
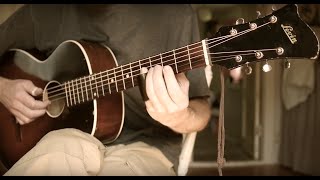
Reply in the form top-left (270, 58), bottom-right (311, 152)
top-left (170, 107), bottom-right (196, 133)
top-left (0, 77), bottom-right (9, 97)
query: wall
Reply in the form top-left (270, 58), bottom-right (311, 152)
top-left (0, 5), bottom-right (23, 24)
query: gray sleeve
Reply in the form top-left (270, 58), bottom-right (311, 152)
top-left (184, 5), bottom-right (211, 99)
top-left (0, 5), bottom-right (35, 56)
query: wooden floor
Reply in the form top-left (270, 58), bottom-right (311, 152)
top-left (187, 165), bottom-right (306, 176)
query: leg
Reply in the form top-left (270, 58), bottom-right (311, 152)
top-left (4, 128), bottom-right (105, 176)
top-left (98, 141), bottom-right (176, 176)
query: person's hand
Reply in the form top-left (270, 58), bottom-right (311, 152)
top-left (143, 65), bottom-right (191, 129)
top-left (0, 77), bottom-right (50, 125)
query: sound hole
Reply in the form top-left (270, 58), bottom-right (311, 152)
top-left (43, 81), bottom-right (65, 118)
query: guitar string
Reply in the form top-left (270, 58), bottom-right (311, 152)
top-left (48, 50), bottom-right (267, 104)
top-left (48, 39), bottom-right (275, 99)
top-left (48, 48), bottom-right (278, 103)
top-left (47, 46), bottom-right (278, 100)
top-left (45, 20), bottom-right (271, 94)
top-left (46, 40), bottom-right (207, 93)
top-left (45, 21), bottom-right (274, 100)
top-left (48, 53), bottom-right (206, 101)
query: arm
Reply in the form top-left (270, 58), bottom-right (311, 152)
top-left (0, 5), bottom-right (50, 125)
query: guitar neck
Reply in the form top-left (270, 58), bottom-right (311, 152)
top-left (63, 40), bottom-right (209, 107)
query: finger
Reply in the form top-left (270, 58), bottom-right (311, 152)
top-left (145, 67), bottom-right (165, 112)
top-left (163, 66), bottom-right (189, 105)
top-left (15, 118), bottom-right (25, 125)
top-left (145, 100), bottom-right (155, 112)
top-left (153, 65), bottom-right (177, 112)
top-left (11, 109), bottom-right (31, 125)
top-left (23, 81), bottom-right (43, 97)
top-left (20, 91), bottom-right (50, 110)
top-left (13, 101), bottom-right (46, 120)
top-left (175, 73), bottom-right (190, 95)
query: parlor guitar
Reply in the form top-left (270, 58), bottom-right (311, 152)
top-left (0, 4), bottom-right (319, 171)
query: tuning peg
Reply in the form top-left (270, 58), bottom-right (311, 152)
top-left (269, 15), bottom-right (278, 23)
top-left (236, 18), bottom-right (245, 25)
top-left (276, 47), bottom-right (284, 55)
top-left (230, 28), bottom-right (237, 36)
top-left (262, 61), bottom-right (272, 72)
top-left (271, 5), bottom-right (277, 12)
top-left (235, 55), bottom-right (242, 62)
top-left (244, 63), bottom-right (252, 75)
top-left (256, 11), bottom-right (262, 19)
top-left (284, 59), bottom-right (291, 69)
top-left (249, 23), bottom-right (257, 30)
top-left (255, 51), bottom-right (264, 59)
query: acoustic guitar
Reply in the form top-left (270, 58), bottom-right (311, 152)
top-left (0, 4), bottom-right (319, 171)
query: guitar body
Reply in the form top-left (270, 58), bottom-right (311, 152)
top-left (0, 40), bottom-right (124, 170)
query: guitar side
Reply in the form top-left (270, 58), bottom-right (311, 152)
top-left (0, 40), bottom-right (124, 171)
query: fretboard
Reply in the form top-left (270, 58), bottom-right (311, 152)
top-left (60, 40), bottom-right (208, 107)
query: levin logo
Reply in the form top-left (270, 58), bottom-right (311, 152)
top-left (281, 24), bottom-right (297, 44)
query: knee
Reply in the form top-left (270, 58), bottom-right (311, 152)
top-left (40, 128), bottom-right (88, 144)
top-left (35, 128), bottom-right (104, 156)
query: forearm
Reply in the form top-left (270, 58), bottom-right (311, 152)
top-left (170, 97), bottom-right (211, 134)
top-left (0, 77), bottom-right (9, 95)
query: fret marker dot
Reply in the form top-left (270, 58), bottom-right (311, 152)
top-left (126, 74), bottom-right (129, 78)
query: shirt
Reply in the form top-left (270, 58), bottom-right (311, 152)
top-left (0, 4), bottom-right (210, 169)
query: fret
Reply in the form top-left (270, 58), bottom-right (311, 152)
top-left (64, 83), bottom-right (70, 107)
top-left (173, 49), bottom-right (178, 73)
top-left (129, 62), bottom-right (134, 87)
top-left (100, 72), bottom-right (105, 96)
top-left (75, 78), bottom-right (80, 104)
top-left (201, 39), bottom-right (210, 66)
top-left (94, 74), bottom-right (99, 98)
top-left (149, 57), bottom-right (152, 68)
top-left (84, 76), bottom-right (89, 101)
top-left (67, 81), bottom-right (73, 106)
top-left (160, 53), bottom-right (163, 67)
top-left (187, 45), bottom-right (192, 70)
top-left (106, 70), bottom-right (111, 94)
top-left (120, 65), bottom-right (126, 90)
top-left (71, 80), bottom-right (76, 105)
top-left (114, 68), bottom-right (118, 92)
top-left (89, 75), bottom-right (94, 100)
top-left (80, 77), bottom-right (85, 103)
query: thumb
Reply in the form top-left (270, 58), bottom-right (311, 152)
top-left (23, 81), bottom-right (43, 97)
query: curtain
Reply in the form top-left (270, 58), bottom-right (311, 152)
top-left (280, 50), bottom-right (320, 176)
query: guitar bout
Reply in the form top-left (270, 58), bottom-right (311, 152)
top-left (43, 81), bottom-right (65, 118)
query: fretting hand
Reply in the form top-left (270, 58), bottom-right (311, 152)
top-left (0, 77), bottom-right (50, 125)
top-left (144, 65), bottom-right (192, 130)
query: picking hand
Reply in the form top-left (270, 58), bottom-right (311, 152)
top-left (0, 78), bottom-right (50, 125)
top-left (144, 65), bottom-right (190, 129)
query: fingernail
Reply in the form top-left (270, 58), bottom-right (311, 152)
top-left (32, 88), bottom-right (38, 96)
top-left (140, 67), bottom-right (148, 74)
